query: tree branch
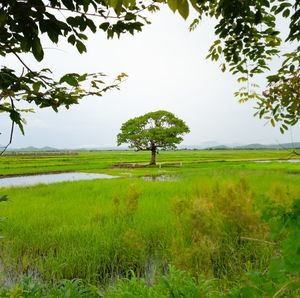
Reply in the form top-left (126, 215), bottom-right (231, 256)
top-left (273, 278), bottom-right (298, 298)
top-left (6, 45), bottom-right (51, 87)
top-left (240, 236), bottom-right (277, 246)
top-left (0, 97), bottom-right (15, 155)
top-left (44, 2), bottom-right (155, 20)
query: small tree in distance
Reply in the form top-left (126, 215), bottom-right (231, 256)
top-left (117, 111), bottom-right (190, 165)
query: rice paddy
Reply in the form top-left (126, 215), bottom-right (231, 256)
top-left (0, 149), bottom-right (299, 296)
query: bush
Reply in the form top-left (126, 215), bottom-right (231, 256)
top-left (171, 177), bottom-right (271, 286)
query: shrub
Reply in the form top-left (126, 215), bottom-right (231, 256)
top-left (171, 177), bottom-right (270, 286)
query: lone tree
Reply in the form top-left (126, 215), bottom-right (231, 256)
top-left (117, 111), bottom-right (190, 165)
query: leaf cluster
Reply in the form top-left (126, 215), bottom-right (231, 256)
top-left (186, 0), bottom-right (300, 131)
top-left (0, 0), bottom-right (152, 138)
top-left (0, 0), bottom-right (151, 61)
top-left (256, 56), bottom-right (300, 133)
top-left (0, 67), bottom-right (127, 134)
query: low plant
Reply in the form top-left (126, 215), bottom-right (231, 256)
top-left (0, 195), bottom-right (9, 239)
top-left (0, 277), bottom-right (101, 297)
top-left (227, 197), bottom-right (300, 296)
top-left (171, 177), bottom-right (271, 287)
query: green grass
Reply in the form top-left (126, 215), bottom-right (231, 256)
top-left (1, 149), bottom-right (299, 177)
top-left (0, 150), bottom-right (299, 294)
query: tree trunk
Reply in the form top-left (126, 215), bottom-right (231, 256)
top-left (150, 149), bottom-right (156, 165)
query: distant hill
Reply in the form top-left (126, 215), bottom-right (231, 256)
top-left (7, 146), bottom-right (59, 152)
top-left (4, 142), bottom-right (300, 152)
top-left (234, 142), bottom-right (300, 150)
top-left (6, 146), bottom-right (128, 152)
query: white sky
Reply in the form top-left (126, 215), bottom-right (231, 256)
top-left (0, 7), bottom-right (299, 148)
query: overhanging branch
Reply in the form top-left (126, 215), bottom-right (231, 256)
top-left (0, 96), bottom-right (15, 155)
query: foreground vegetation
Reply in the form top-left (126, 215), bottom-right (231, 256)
top-left (0, 150), bottom-right (299, 296)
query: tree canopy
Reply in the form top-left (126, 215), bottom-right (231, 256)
top-left (167, 0), bottom-right (299, 132)
top-left (184, 0), bottom-right (299, 133)
top-left (0, 0), bottom-right (153, 150)
top-left (117, 110), bottom-right (190, 165)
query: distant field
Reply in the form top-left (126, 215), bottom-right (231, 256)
top-left (0, 149), bottom-right (299, 177)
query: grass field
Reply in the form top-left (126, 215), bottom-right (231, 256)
top-left (1, 149), bottom-right (299, 177)
top-left (0, 150), bottom-right (299, 296)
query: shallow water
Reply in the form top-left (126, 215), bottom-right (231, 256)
top-left (255, 159), bottom-right (300, 163)
top-left (0, 172), bottom-right (118, 188)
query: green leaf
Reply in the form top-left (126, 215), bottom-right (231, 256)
top-left (32, 38), bottom-right (44, 61)
top-left (60, 74), bottom-right (78, 87)
top-left (168, 0), bottom-right (177, 13)
top-left (76, 40), bottom-right (87, 53)
top-left (282, 9), bottom-right (290, 18)
top-left (62, 0), bottom-right (75, 10)
top-left (99, 22), bottom-right (110, 32)
top-left (125, 13), bottom-right (136, 21)
top-left (68, 34), bottom-right (76, 45)
top-left (177, 0), bottom-right (189, 19)
top-left (0, 10), bottom-right (6, 28)
top-left (111, 0), bottom-right (123, 15)
top-left (33, 82), bottom-right (42, 92)
top-left (86, 19), bottom-right (97, 33)
top-left (9, 110), bottom-right (24, 135)
top-left (271, 119), bottom-right (275, 127)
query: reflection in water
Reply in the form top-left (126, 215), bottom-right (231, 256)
top-left (0, 172), bottom-right (118, 188)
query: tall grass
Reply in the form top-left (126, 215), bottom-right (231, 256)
top-left (1, 170), bottom-right (299, 291)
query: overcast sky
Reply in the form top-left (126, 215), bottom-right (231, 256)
top-left (1, 7), bottom-right (299, 148)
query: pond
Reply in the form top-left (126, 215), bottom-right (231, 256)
top-left (0, 172), bottom-right (118, 188)
top-left (255, 159), bottom-right (300, 163)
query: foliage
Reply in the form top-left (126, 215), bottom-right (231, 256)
top-left (0, 277), bottom-right (101, 297)
top-left (154, 0), bottom-right (300, 132)
top-left (228, 195), bottom-right (300, 296)
top-left (117, 110), bottom-right (190, 164)
top-left (171, 177), bottom-right (270, 284)
top-left (1, 0), bottom-right (299, 137)
top-left (256, 66), bottom-right (300, 133)
top-left (0, 0), bottom-right (155, 136)
top-left (185, 0), bottom-right (300, 132)
top-left (0, 194), bottom-right (9, 239)
top-left (0, 68), bottom-right (127, 135)
top-left (0, 195), bottom-right (9, 203)
top-left (0, 265), bottom-right (216, 297)
top-left (105, 265), bottom-right (216, 297)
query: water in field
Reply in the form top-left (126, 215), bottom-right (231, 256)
top-left (255, 159), bottom-right (300, 163)
top-left (0, 172), bottom-right (118, 188)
